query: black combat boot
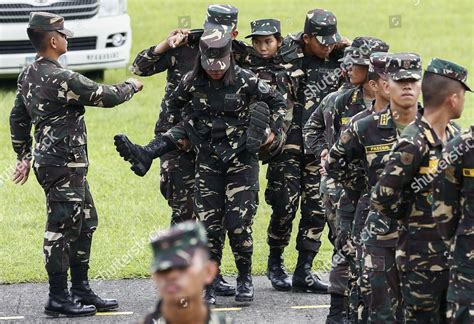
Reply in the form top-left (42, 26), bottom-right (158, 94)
top-left (213, 272), bottom-right (236, 296)
top-left (70, 266), bottom-right (118, 312)
top-left (45, 272), bottom-right (96, 317)
top-left (204, 284), bottom-right (216, 305)
top-left (114, 134), bottom-right (175, 176)
top-left (326, 293), bottom-right (346, 324)
top-left (292, 251), bottom-right (329, 294)
top-left (267, 248), bottom-right (291, 291)
top-left (235, 275), bottom-right (254, 302)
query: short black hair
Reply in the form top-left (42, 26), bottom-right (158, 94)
top-left (422, 71), bottom-right (465, 107)
top-left (26, 28), bottom-right (53, 52)
top-left (368, 71), bottom-right (381, 82)
top-left (251, 33), bottom-right (283, 43)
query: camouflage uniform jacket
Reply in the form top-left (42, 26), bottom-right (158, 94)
top-left (302, 82), bottom-right (354, 158)
top-left (141, 301), bottom-right (232, 324)
top-left (166, 65), bottom-right (287, 163)
top-left (9, 57), bottom-right (135, 168)
top-left (328, 106), bottom-right (411, 247)
top-left (433, 126), bottom-right (474, 275)
top-left (279, 32), bottom-right (344, 154)
top-left (371, 113), bottom-right (460, 271)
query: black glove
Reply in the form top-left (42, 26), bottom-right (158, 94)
top-left (246, 101), bottom-right (271, 153)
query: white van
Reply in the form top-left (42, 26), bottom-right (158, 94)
top-left (0, 0), bottom-right (132, 77)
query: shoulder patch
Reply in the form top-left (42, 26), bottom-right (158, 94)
top-left (400, 152), bottom-right (414, 165)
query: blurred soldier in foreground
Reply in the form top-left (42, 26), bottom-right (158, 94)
top-left (9, 11), bottom-right (143, 317)
top-left (141, 221), bottom-right (232, 324)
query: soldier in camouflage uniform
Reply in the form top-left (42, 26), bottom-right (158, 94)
top-left (327, 53), bottom-right (425, 323)
top-left (9, 12), bottom-right (143, 317)
top-left (141, 221), bottom-right (233, 324)
top-left (121, 30), bottom-right (287, 304)
top-left (303, 46), bottom-right (355, 322)
top-left (331, 40), bottom-right (389, 323)
top-left (264, 8), bottom-right (349, 295)
top-left (242, 18), bottom-right (300, 291)
top-left (117, 4), bottom-right (247, 299)
top-left (372, 57), bottom-right (464, 323)
top-left (429, 59), bottom-right (472, 324)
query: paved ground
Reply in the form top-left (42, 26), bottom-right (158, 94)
top-left (0, 275), bottom-right (331, 323)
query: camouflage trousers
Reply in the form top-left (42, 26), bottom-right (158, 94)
top-left (400, 269), bottom-right (449, 324)
top-left (159, 151), bottom-right (196, 225)
top-left (346, 243), bottom-right (370, 323)
top-left (34, 166), bottom-right (97, 275)
top-left (447, 271), bottom-right (474, 324)
top-left (194, 148), bottom-right (258, 275)
top-left (363, 245), bottom-right (404, 323)
top-left (265, 151), bottom-right (325, 253)
top-left (323, 189), bottom-right (350, 297)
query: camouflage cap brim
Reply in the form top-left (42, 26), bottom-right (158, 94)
top-left (151, 249), bottom-right (195, 273)
top-left (244, 30), bottom-right (277, 39)
top-left (350, 57), bottom-right (370, 66)
top-left (201, 55), bottom-right (231, 71)
top-left (316, 32), bottom-right (342, 45)
top-left (389, 69), bottom-right (422, 81)
top-left (57, 28), bottom-right (74, 38)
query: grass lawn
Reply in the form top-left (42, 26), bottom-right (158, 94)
top-left (0, 0), bottom-right (473, 283)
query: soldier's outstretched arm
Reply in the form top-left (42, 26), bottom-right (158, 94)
top-left (371, 139), bottom-right (422, 219)
top-left (432, 135), bottom-right (463, 242)
top-left (131, 29), bottom-right (190, 76)
top-left (66, 73), bottom-right (143, 108)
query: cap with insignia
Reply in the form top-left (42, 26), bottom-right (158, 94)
top-left (369, 52), bottom-right (391, 78)
top-left (348, 37), bottom-right (389, 66)
top-left (245, 18), bottom-right (281, 39)
top-left (28, 12), bottom-right (73, 37)
top-left (204, 4), bottom-right (238, 32)
top-left (426, 58), bottom-right (471, 92)
top-left (200, 28), bottom-right (232, 71)
top-left (385, 53), bottom-right (422, 81)
top-left (304, 9), bottom-right (342, 45)
top-left (150, 221), bottom-right (208, 273)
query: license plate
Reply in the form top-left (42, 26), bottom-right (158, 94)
top-left (24, 55), bottom-right (67, 67)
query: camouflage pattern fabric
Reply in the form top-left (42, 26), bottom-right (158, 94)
top-left (142, 300), bottom-right (233, 324)
top-left (28, 11), bottom-right (73, 37)
top-left (9, 56), bottom-right (135, 277)
top-left (162, 64), bottom-right (286, 274)
top-left (10, 57), bottom-right (135, 167)
top-left (150, 221), bottom-right (207, 272)
top-left (432, 126), bottom-right (474, 323)
top-left (303, 9), bottom-right (342, 45)
top-left (425, 57), bottom-right (471, 91)
top-left (372, 113), bottom-right (460, 322)
top-left (34, 166), bottom-right (97, 274)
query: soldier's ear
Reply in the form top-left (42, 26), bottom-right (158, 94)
top-left (49, 34), bottom-right (58, 50)
top-left (204, 260), bottom-right (218, 286)
top-left (368, 79), bottom-right (378, 92)
top-left (302, 33), bottom-right (310, 45)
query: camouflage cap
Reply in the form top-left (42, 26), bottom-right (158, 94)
top-left (28, 12), bottom-right (73, 37)
top-left (369, 52), bottom-right (391, 78)
top-left (204, 4), bottom-right (238, 32)
top-left (304, 9), bottom-right (342, 45)
top-left (348, 37), bottom-right (389, 66)
top-left (200, 28), bottom-right (232, 71)
top-left (385, 53), bottom-right (422, 81)
top-left (245, 18), bottom-right (281, 39)
top-left (150, 221), bottom-right (208, 273)
top-left (426, 58), bottom-right (472, 92)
